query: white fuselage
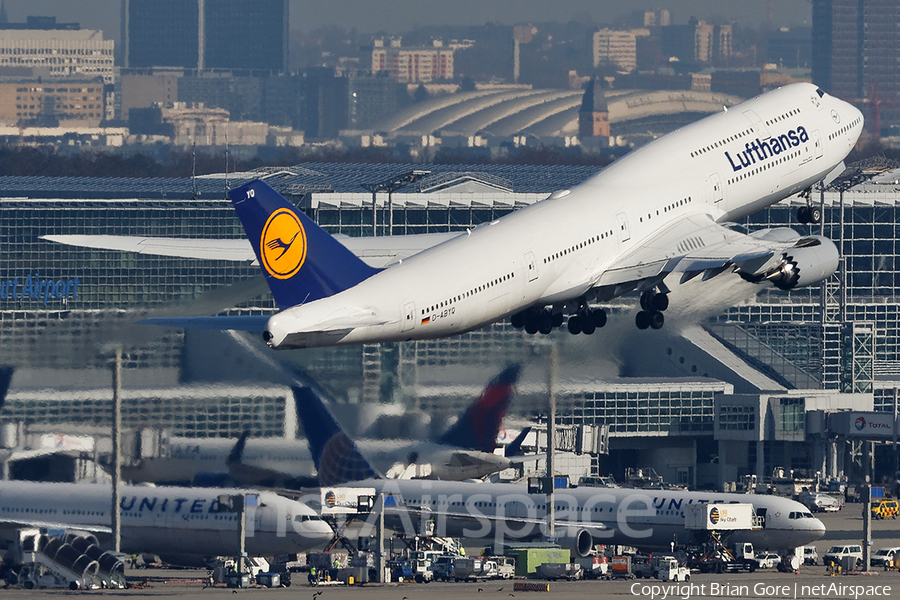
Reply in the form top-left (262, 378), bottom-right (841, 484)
top-left (124, 437), bottom-right (510, 484)
top-left (335, 478), bottom-right (825, 552)
top-left (266, 83), bottom-right (862, 349)
top-left (0, 481), bottom-right (332, 557)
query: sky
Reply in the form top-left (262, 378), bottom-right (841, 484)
top-left (2, 0), bottom-right (813, 43)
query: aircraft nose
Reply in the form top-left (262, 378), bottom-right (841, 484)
top-left (809, 516), bottom-right (826, 541)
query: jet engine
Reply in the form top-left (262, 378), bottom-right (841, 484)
top-left (554, 528), bottom-right (594, 558)
top-left (742, 234), bottom-right (839, 290)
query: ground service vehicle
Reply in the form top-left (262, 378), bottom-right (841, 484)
top-left (871, 500), bottom-right (899, 520)
top-left (656, 557), bottom-right (690, 582)
top-left (431, 555), bottom-right (454, 581)
top-left (755, 552), bottom-right (781, 569)
top-left (822, 545), bottom-right (863, 568)
top-left (537, 562), bottom-right (582, 581)
top-left (801, 546), bottom-right (818, 566)
top-left (871, 547), bottom-right (900, 568)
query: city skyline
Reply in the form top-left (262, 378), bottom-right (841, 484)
top-left (2, 0), bottom-right (812, 44)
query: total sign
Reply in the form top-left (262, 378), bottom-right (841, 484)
top-left (832, 412), bottom-right (896, 438)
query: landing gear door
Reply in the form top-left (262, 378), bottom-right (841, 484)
top-left (402, 302), bottom-right (416, 332)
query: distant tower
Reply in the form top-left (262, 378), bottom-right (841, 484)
top-left (578, 77), bottom-right (610, 138)
top-left (0, 1), bottom-right (7, 25)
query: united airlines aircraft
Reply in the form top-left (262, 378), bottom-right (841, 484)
top-left (0, 481), bottom-right (332, 559)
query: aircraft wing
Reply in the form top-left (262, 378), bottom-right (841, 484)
top-left (388, 504), bottom-right (608, 535)
top-left (139, 306), bottom-right (386, 332)
top-left (595, 215), bottom-right (796, 287)
top-left (0, 518), bottom-right (111, 534)
top-left (0, 447), bottom-right (86, 463)
top-left (41, 231), bottom-right (464, 269)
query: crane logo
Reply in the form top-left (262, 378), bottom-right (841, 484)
top-left (260, 208), bottom-right (307, 279)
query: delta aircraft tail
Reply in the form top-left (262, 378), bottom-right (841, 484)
top-left (437, 364), bottom-right (520, 452)
top-left (229, 180), bottom-right (380, 310)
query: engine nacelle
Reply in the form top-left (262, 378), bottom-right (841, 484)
top-left (555, 528), bottom-right (594, 558)
top-left (744, 235), bottom-right (839, 290)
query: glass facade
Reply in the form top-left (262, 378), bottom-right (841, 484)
top-left (1, 163), bottom-right (899, 448)
top-left (3, 387), bottom-right (288, 438)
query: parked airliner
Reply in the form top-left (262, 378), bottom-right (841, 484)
top-left (293, 378), bottom-right (825, 556)
top-left (0, 481), bottom-right (332, 559)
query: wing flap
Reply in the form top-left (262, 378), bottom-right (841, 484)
top-left (595, 215), bottom-right (793, 287)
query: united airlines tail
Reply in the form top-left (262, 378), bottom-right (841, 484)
top-left (292, 386), bottom-right (378, 486)
top-left (437, 364), bottom-right (520, 452)
top-left (229, 180), bottom-right (380, 310)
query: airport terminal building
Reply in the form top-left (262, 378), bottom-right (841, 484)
top-left (0, 160), bottom-right (897, 488)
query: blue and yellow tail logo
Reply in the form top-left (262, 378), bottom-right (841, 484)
top-left (260, 208), bottom-right (307, 279)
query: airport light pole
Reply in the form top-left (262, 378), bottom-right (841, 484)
top-left (361, 170), bottom-right (431, 236)
top-left (111, 346), bottom-right (122, 553)
top-left (546, 342), bottom-right (558, 540)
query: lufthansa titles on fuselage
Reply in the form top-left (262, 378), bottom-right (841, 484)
top-left (724, 125), bottom-right (810, 172)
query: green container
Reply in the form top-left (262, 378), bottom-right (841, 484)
top-left (505, 547), bottom-right (569, 576)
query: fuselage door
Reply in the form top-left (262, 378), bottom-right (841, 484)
top-left (402, 302), bottom-right (416, 332)
top-left (813, 129), bottom-right (823, 159)
top-left (756, 507), bottom-right (767, 528)
top-left (743, 110), bottom-right (770, 140)
top-left (524, 251), bottom-right (538, 282)
top-left (710, 172), bottom-right (723, 203)
top-left (616, 212), bottom-right (631, 242)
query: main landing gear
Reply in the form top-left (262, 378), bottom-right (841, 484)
top-left (510, 305), bottom-right (607, 336)
top-left (567, 307), bottom-right (607, 335)
top-left (635, 289), bottom-right (667, 330)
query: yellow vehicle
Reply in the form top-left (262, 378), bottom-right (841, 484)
top-left (871, 499), bottom-right (899, 520)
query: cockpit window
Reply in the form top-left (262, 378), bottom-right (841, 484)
top-left (816, 88), bottom-right (825, 98)
top-left (294, 514), bottom-right (322, 522)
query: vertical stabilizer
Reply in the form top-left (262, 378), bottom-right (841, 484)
top-left (229, 180), bottom-right (380, 310)
top-left (437, 364), bottom-right (521, 452)
top-left (292, 387), bottom-right (378, 485)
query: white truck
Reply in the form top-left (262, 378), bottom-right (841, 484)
top-left (656, 557), bottom-right (690, 582)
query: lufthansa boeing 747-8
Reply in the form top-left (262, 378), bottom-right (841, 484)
top-left (47, 83), bottom-right (863, 348)
top-left (237, 83), bottom-right (861, 348)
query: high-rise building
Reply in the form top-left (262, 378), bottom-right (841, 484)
top-left (0, 28), bottom-right (114, 84)
top-left (371, 39), bottom-right (454, 83)
top-left (661, 20), bottom-right (731, 66)
top-left (812, 0), bottom-right (900, 132)
top-left (122, 0), bottom-right (287, 72)
top-left (593, 29), bottom-right (649, 72)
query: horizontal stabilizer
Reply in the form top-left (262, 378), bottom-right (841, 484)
top-left (138, 315), bottom-right (270, 332)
